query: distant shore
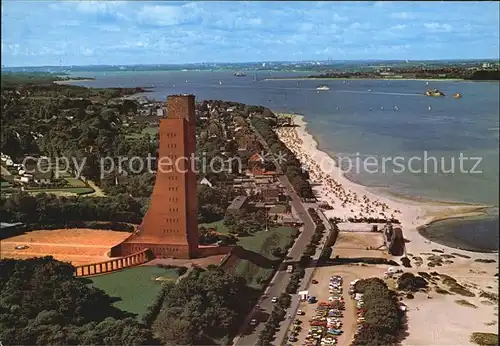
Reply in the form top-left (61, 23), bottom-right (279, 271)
top-left (54, 78), bottom-right (95, 84)
top-left (265, 77), bottom-right (465, 82)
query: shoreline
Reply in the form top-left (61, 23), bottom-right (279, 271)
top-left (265, 77), bottom-right (467, 82)
top-left (274, 112), bottom-right (498, 257)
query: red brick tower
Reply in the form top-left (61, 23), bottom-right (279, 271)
top-left (111, 94), bottom-right (198, 259)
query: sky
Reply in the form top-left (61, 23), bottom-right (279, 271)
top-left (2, 1), bottom-right (499, 67)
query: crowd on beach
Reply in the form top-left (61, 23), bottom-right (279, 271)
top-left (276, 125), bottom-right (402, 223)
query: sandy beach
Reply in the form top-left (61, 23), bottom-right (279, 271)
top-left (275, 113), bottom-right (498, 345)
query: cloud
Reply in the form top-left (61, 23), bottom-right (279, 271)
top-left (390, 12), bottom-right (414, 19)
top-left (391, 24), bottom-right (407, 30)
top-left (137, 5), bottom-right (198, 26)
top-left (332, 13), bottom-right (349, 22)
top-left (424, 22), bottom-right (453, 32)
top-left (374, 1), bottom-right (392, 7)
top-left (74, 1), bottom-right (126, 13)
top-left (299, 23), bottom-right (315, 32)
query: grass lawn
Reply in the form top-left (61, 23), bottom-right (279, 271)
top-left (126, 126), bottom-right (159, 139)
top-left (142, 126), bottom-right (159, 136)
top-left (199, 220), bottom-right (230, 234)
top-left (87, 266), bottom-right (179, 318)
top-left (235, 226), bottom-right (298, 288)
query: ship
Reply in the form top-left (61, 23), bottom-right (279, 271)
top-left (234, 72), bottom-right (247, 77)
top-left (316, 85), bottom-right (330, 91)
top-left (453, 93), bottom-right (462, 99)
top-left (425, 88), bottom-right (445, 97)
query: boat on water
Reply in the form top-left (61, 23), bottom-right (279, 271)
top-left (453, 93), bottom-right (462, 99)
top-left (316, 85), bottom-right (330, 91)
top-left (219, 81), bottom-right (222, 85)
top-left (425, 88), bottom-right (445, 97)
top-left (234, 72), bottom-right (247, 77)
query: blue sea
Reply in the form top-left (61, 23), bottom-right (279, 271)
top-left (66, 70), bottom-right (499, 252)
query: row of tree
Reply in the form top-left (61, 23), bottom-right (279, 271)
top-left (0, 192), bottom-right (145, 226)
top-left (303, 208), bottom-right (326, 257)
top-left (352, 278), bottom-right (406, 345)
top-left (256, 293), bottom-right (292, 346)
top-left (251, 117), bottom-right (314, 198)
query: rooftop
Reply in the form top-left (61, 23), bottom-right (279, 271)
top-left (1, 222), bottom-right (24, 229)
top-left (227, 196), bottom-right (248, 210)
top-left (269, 204), bottom-right (288, 214)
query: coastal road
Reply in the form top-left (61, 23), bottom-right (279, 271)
top-left (235, 123), bottom-right (318, 346)
top-left (235, 177), bottom-right (317, 345)
top-left (275, 208), bottom-right (335, 344)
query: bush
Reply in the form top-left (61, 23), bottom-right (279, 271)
top-left (401, 257), bottom-right (412, 267)
top-left (142, 285), bottom-right (168, 327)
top-left (470, 332), bottom-right (499, 345)
top-left (397, 273), bottom-right (428, 292)
top-left (278, 293), bottom-right (292, 308)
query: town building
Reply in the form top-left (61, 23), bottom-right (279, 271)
top-left (199, 177), bottom-right (213, 188)
top-left (226, 196), bottom-right (249, 215)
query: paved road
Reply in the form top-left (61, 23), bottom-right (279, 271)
top-left (235, 124), bottom-right (318, 346)
top-left (235, 183), bottom-right (317, 346)
top-left (275, 209), bottom-right (334, 345)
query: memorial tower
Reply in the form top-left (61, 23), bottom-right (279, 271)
top-left (111, 94), bottom-right (198, 259)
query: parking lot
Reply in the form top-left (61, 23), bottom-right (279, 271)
top-left (289, 265), bottom-right (386, 345)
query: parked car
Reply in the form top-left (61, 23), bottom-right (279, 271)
top-left (271, 296), bottom-right (278, 303)
top-left (249, 318), bottom-right (257, 326)
top-left (312, 279), bottom-right (319, 284)
top-left (329, 329), bottom-right (343, 335)
top-left (297, 309), bottom-right (305, 315)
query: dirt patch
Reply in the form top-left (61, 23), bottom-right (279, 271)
top-left (0, 229), bottom-right (130, 265)
top-left (334, 232), bottom-right (386, 251)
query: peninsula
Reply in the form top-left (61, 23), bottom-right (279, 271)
top-left (268, 65), bottom-right (500, 81)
